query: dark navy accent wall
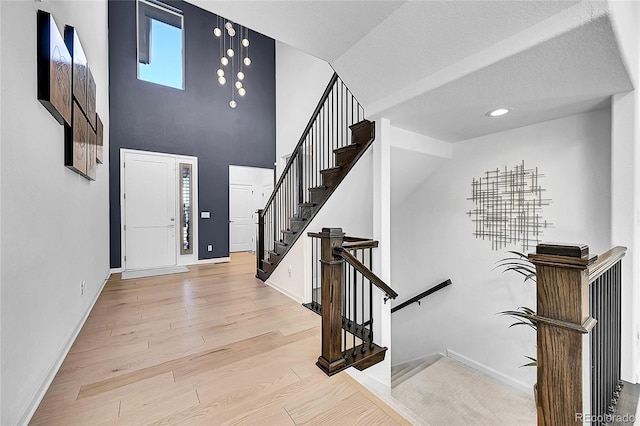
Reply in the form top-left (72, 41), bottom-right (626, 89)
top-left (108, 0), bottom-right (275, 268)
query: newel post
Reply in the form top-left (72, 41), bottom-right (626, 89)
top-left (316, 227), bottom-right (346, 375)
top-left (529, 244), bottom-right (596, 426)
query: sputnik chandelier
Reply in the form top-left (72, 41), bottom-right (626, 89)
top-left (214, 17), bottom-right (251, 109)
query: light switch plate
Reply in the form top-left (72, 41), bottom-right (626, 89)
top-left (201, 211), bottom-right (210, 219)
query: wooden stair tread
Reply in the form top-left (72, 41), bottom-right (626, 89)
top-left (308, 186), bottom-right (329, 192)
top-left (320, 166), bottom-right (342, 174)
top-left (333, 144), bottom-right (360, 155)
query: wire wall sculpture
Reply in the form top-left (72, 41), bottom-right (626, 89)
top-left (467, 161), bottom-right (552, 251)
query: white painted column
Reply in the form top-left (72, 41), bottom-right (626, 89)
top-left (611, 91), bottom-right (639, 384)
top-left (360, 117), bottom-right (393, 388)
top-left (609, 0), bottom-right (640, 386)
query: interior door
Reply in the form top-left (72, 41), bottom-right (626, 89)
top-left (229, 184), bottom-right (254, 252)
top-left (124, 152), bottom-right (177, 270)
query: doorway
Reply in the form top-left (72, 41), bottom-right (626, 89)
top-left (121, 149), bottom-right (198, 270)
top-left (229, 165), bottom-right (274, 253)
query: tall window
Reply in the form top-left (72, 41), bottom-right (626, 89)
top-left (137, 0), bottom-right (184, 90)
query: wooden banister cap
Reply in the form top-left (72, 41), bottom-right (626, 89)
top-left (529, 243), bottom-right (592, 268)
top-left (320, 227), bottom-right (345, 237)
top-left (536, 243), bottom-right (589, 258)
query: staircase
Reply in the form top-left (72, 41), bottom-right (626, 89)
top-left (256, 73), bottom-right (374, 281)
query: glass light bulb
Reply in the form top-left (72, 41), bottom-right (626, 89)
top-left (235, 81), bottom-right (242, 89)
top-left (225, 22), bottom-right (233, 30)
top-left (228, 28), bottom-right (236, 37)
top-left (218, 76), bottom-right (226, 85)
top-left (213, 27), bottom-right (221, 37)
top-left (221, 57), bottom-right (228, 66)
top-left (227, 48), bottom-right (234, 57)
top-left (216, 69), bottom-right (224, 77)
top-left (229, 100), bottom-right (237, 108)
top-left (243, 57), bottom-right (251, 66)
top-left (237, 71), bottom-right (244, 80)
top-left (238, 87), bottom-right (246, 96)
top-left (242, 38), bottom-right (249, 47)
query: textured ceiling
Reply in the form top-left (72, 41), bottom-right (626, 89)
top-left (188, 0), bottom-right (633, 142)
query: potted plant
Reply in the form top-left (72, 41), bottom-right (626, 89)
top-left (495, 251), bottom-right (539, 406)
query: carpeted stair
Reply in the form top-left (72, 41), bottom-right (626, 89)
top-left (391, 356), bottom-right (536, 426)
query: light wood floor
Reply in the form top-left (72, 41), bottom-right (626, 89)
top-left (31, 253), bottom-right (408, 425)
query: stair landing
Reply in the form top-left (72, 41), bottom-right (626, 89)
top-left (391, 357), bottom-right (536, 425)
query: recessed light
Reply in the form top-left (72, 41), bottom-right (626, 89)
top-left (486, 107), bottom-right (510, 117)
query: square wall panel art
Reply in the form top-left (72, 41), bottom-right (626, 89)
top-left (87, 66), bottom-right (97, 130)
top-left (65, 101), bottom-right (88, 176)
top-left (87, 124), bottom-right (97, 181)
top-left (37, 10), bottom-right (72, 125)
top-left (96, 113), bottom-right (104, 164)
top-left (64, 25), bottom-right (88, 115)
top-left (467, 161), bottom-right (552, 252)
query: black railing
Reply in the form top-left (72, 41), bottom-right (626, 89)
top-left (589, 249), bottom-right (625, 424)
top-left (306, 230), bottom-right (396, 375)
top-left (391, 279), bottom-right (452, 314)
top-left (256, 73), bottom-right (365, 276)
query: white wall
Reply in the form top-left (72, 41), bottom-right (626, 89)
top-left (391, 109), bottom-right (612, 389)
top-left (0, 1), bottom-right (110, 424)
top-left (275, 41), bottom-right (334, 178)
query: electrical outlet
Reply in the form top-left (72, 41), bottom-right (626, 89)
top-left (207, 245), bottom-right (213, 252)
top-left (81, 280), bottom-right (85, 295)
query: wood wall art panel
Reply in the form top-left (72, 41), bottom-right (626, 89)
top-left (87, 125), bottom-right (97, 180)
top-left (96, 114), bottom-right (104, 164)
top-left (65, 101), bottom-right (88, 177)
top-left (86, 66), bottom-right (97, 130)
top-left (37, 10), bottom-right (72, 125)
top-left (64, 26), bottom-right (87, 115)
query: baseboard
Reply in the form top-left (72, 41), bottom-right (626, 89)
top-left (110, 267), bottom-right (122, 274)
top-left (446, 348), bottom-right (531, 394)
top-left (264, 279), bottom-right (303, 304)
top-left (197, 256), bottom-right (231, 265)
top-left (17, 272), bottom-right (110, 425)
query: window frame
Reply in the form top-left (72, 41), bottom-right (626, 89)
top-left (136, 0), bottom-right (185, 90)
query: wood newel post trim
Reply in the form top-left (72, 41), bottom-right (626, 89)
top-left (529, 243), bottom-right (594, 426)
top-left (256, 209), bottom-right (264, 272)
top-left (316, 227), bottom-right (346, 375)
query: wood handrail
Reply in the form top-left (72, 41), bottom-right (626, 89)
top-left (308, 233), bottom-right (379, 249)
top-left (391, 279), bottom-right (452, 313)
top-left (261, 73), bottom-right (339, 211)
top-left (334, 247), bottom-right (398, 299)
top-left (342, 240), bottom-right (379, 250)
top-left (588, 246), bottom-right (627, 283)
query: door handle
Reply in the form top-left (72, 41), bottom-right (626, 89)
top-left (229, 220), bottom-right (234, 223)
top-left (170, 218), bottom-right (175, 221)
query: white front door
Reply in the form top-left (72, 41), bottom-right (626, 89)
top-left (124, 152), bottom-right (177, 270)
top-left (229, 184), bottom-right (254, 252)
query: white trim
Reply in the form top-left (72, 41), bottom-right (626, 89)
top-left (18, 272), bottom-right (110, 425)
top-left (110, 267), bottom-right (123, 274)
top-left (446, 348), bottom-right (531, 394)
top-left (197, 257), bottom-right (231, 265)
top-left (136, 0), bottom-right (185, 90)
top-left (264, 279), bottom-right (303, 304)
